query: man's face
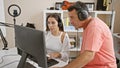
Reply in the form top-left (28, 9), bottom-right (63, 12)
top-left (68, 9), bottom-right (84, 29)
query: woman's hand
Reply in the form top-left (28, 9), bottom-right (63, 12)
top-left (49, 52), bottom-right (61, 59)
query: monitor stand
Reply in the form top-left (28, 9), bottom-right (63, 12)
top-left (24, 62), bottom-right (36, 68)
top-left (17, 52), bottom-right (36, 68)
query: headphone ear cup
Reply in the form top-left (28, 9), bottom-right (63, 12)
top-left (78, 10), bottom-right (88, 21)
top-left (58, 22), bottom-right (63, 27)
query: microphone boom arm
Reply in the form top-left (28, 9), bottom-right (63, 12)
top-left (0, 28), bottom-right (8, 50)
top-left (0, 22), bottom-right (14, 50)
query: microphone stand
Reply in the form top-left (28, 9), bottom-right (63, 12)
top-left (13, 17), bottom-right (16, 25)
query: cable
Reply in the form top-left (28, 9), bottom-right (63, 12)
top-left (0, 53), bottom-right (31, 68)
top-left (0, 60), bottom-right (31, 68)
top-left (0, 60), bottom-right (19, 68)
top-left (0, 54), bottom-right (18, 64)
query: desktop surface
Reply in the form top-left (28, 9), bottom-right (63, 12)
top-left (0, 48), bottom-right (68, 68)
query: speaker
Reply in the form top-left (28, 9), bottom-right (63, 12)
top-left (74, 1), bottom-right (89, 21)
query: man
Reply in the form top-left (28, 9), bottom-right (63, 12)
top-left (54, 1), bottom-right (117, 68)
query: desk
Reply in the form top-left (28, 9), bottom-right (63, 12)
top-left (0, 48), bottom-right (20, 68)
top-left (0, 48), bottom-right (68, 68)
top-left (27, 57), bottom-right (68, 68)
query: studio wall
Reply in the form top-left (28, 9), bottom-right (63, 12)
top-left (4, 0), bottom-right (120, 48)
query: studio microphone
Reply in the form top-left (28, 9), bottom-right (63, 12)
top-left (13, 10), bottom-right (18, 17)
top-left (8, 4), bottom-right (21, 24)
top-left (8, 4), bottom-right (21, 18)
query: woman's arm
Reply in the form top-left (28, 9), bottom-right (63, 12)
top-left (60, 33), bottom-right (71, 62)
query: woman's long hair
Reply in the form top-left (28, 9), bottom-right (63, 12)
top-left (46, 13), bottom-right (64, 31)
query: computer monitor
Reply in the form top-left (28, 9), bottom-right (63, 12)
top-left (14, 25), bottom-right (48, 68)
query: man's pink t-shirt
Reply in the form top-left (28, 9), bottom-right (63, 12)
top-left (81, 18), bottom-right (117, 68)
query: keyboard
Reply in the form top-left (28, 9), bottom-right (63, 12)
top-left (47, 57), bottom-right (59, 67)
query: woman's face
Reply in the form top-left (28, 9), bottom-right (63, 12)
top-left (47, 17), bottom-right (59, 32)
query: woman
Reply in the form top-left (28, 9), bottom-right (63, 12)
top-left (45, 13), bottom-right (71, 62)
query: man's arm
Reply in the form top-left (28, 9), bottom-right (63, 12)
top-left (63, 50), bottom-right (95, 68)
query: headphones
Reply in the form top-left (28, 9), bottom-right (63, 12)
top-left (54, 14), bottom-right (64, 31)
top-left (74, 1), bottom-right (89, 21)
top-left (57, 15), bottom-right (63, 27)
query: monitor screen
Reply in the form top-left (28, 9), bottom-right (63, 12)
top-left (14, 25), bottom-right (48, 68)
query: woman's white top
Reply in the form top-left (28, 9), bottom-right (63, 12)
top-left (45, 31), bottom-right (71, 62)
